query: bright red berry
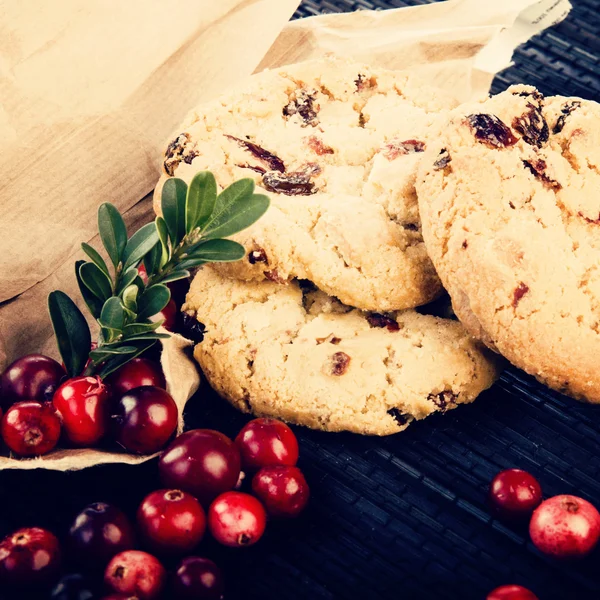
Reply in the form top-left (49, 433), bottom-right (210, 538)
top-left (0, 527), bottom-right (62, 586)
top-left (104, 550), bottom-right (166, 600)
top-left (529, 495), bottom-right (600, 559)
top-left (172, 556), bottom-right (224, 599)
top-left (53, 376), bottom-right (110, 446)
top-left (137, 489), bottom-right (206, 554)
top-left (69, 502), bottom-right (135, 567)
top-left (487, 584), bottom-right (539, 600)
top-left (235, 418), bottom-right (298, 471)
top-left (106, 358), bottom-right (165, 399)
top-left (1, 354), bottom-right (65, 409)
top-left (488, 469), bottom-right (542, 521)
top-left (208, 492), bottom-right (266, 548)
top-left (159, 430), bottom-right (241, 506)
top-left (252, 465), bottom-right (309, 518)
top-left (113, 386), bottom-right (178, 454)
top-left (1, 401), bottom-right (61, 456)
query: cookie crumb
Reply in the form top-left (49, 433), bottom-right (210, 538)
top-left (330, 352), bottom-right (351, 376)
top-left (512, 282), bottom-right (530, 307)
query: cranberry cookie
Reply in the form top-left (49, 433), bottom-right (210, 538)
top-left (183, 267), bottom-right (500, 435)
top-left (417, 86), bottom-right (600, 402)
top-left (155, 58), bottom-right (458, 312)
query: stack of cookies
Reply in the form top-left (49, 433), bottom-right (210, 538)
top-left (156, 57), bottom-right (599, 435)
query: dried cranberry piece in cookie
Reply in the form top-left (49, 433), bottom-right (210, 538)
top-left (262, 171), bottom-right (317, 196)
top-left (248, 248), bottom-right (268, 265)
top-left (467, 114), bottom-right (518, 148)
top-left (428, 391), bottom-right (457, 412)
top-left (225, 135), bottom-right (285, 173)
top-left (330, 352), bottom-right (351, 376)
top-left (164, 133), bottom-right (198, 176)
top-left (283, 89), bottom-right (320, 127)
top-left (387, 408), bottom-right (410, 426)
top-left (522, 159), bottom-right (561, 190)
top-left (433, 149), bottom-right (451, 171)
top-left (367, 313), bottom-right (400, 332)
top-left (383, 139), bottom-right (426, 161)
top-left (552, 100), bottom-right (581, 134)
top-left (513, 103), bottom-right (549, 147)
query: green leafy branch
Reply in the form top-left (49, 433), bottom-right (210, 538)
top-left (48, 172), bottom-right (269, 379)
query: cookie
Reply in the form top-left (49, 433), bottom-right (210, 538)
top-left (183, 267), bottom-right (500, 435)
top-left (155, 57), bottom-right (458, 312)
top-left (416, 85), bottom-right (600, 402)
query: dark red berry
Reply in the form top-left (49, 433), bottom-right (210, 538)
top-left (113, 386), bottom-right (178, 454)
top-left (487, 584), bottom-right (539, 600)
top-left (208, 491), bottom-right (266, 548)
top-left (0, 527), bottom-right (61, 586)
top-left (529, 495), bottom-right (600, 559)
top-left (252, 466), bottom-right (309, 518)
top-left (151, 298), bottom-right (177, 332)
top-left (104, 550), bottom-right (166, 600)
top-left (137, 489), bottom-right (206, 554)
top-left (159, 429), bottom-right (241, 506)
top-left (488, 469), bottom-right (542, 521)
top-left (53, 376), bottom-right (110, 446)
top-left (51, 573), bottom-right (95, 600)
top-left (235, 418), bottom-right (299, 470)
top-left (172, 556), bottom-right (224, 599)
top-left (138, 264), bottom-right (149, 284)
top-left (1, 354), bottom-right (65, 409)
top-left (69, 502), bottom-right (135, 567)
top-left (106, 358), bottom-right (165, 399)
top-left (1, 401), bottom-right (61, 456)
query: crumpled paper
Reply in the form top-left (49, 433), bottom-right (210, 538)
top-left (0, 0), bottom-right (570, 470)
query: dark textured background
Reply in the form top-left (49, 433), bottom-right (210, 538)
top-left (1, 1), bottom-right (600, 599)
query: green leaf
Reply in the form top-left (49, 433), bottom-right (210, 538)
top-left (161, 178), bottom-right (188, 246)
top-left (116, 266), bottom-right (138, 295)
top-left (122, 222), bottom-right (160, 271)
top-left (122, 284), bottom-right (138, 312)
top-left (75, 260), bottom-right (103, 319)
top-left (122, 321), bottom-right (163, 337)
top-left (81, 243), bottom-right (110, 279)
top-left (98, 203), bottom-right (127, 267)
top-left (48, 291), bottom-right (92, 378)
top-left (90, 345), bottom-right (138, 361)
top-left (79, 262), bottom-right (113, 302)
top-left (177, 259), bottom-right (207, 271)
top-left (122, 332), bottom-right (170, 342)
top-left (143, 243), bottom-right (162, 278)
top-left (157, 270), bottom-right (191, 284)
top-left (186, 171), bottom-right (217, 233)
top-left (156, 216), bottom-right (170, 259)
top-left (203, 189), bottom-right (269, 240)
top-left (99, 297), bottom-right (125, 331)
top-left (137, 284), bottom-right (170, 320)
top-left (96, 341), bottom-right (156, 378)
top-left (185, 239), bottom-right (245, 262)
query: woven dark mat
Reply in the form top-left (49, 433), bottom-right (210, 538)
top-left (0, 2), bottom-right (598, 600)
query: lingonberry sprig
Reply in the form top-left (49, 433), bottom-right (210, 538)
top-left (48, 171), bottom-right (269, 379)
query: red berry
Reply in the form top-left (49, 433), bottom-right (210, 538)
top-left (69, 502), bottom-right (135, 567)
top-left (0, 527), bottom-right (62, 586)
top-left (159, 430), bottom-right (241, 506)
top-left (53, 376), bottom-right (110, 446)
top-left (487, 584), bottom-right (539, 600)
top-left (1, 354), bottom-right (65, 409)
top-left (137, 489), bottom-right (206, 554)
top-left (252, 466), bottom-right (310, 518)
top-left (104, 550), bottom-right (166, 600)
top-left (106, 358), bottom-right (166, 399)
top-left (151, 299), bottom-right (177, 332)
top-left (172, 556), bottom-right (224, 599)
top-left (1, 401), bottom-right (61, 456)
top-left (113, 386), bottom-right (178, 454)
top-left (488, 469), bottom-right (542, 521)
top-left (138, 264), bottom-right (149, 285)
top-left (529, 495), bottom-right (600, 559)
top-left (235, 418), bottom-right (298, 471)
top-left (208, 491), bottom-right (266, 548)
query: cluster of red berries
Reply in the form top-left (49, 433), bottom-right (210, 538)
top-left (486, 468), bottom-right (600, 600)
top-left (0, 417), bottom-right (309, 598)
top-left (0, 354), bottom-right (178, 457)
